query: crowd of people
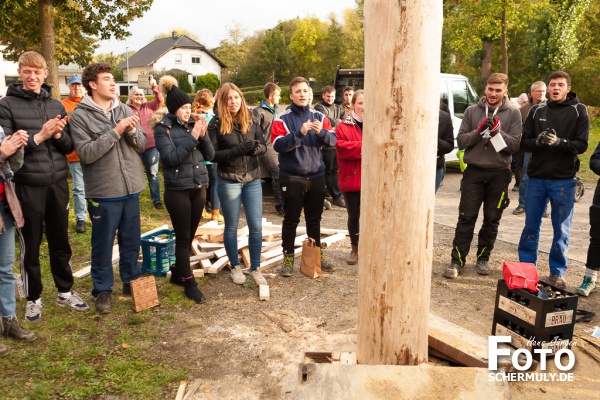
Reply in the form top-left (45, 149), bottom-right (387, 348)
top-left (0, 50), bottom-right (597, 358)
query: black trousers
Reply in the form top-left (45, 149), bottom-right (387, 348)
top-left (587, 205), bottom-right (600, 271)
top-left (16, 180), bottom-right (73, 301)
top-left (259, 146), bottom-right (283, 210)
top-left (451, 166), bottom-right (511, 266)
top-left (280, 175), bottom-right (326, 254)
top-left (343, 191), bottom-right (360, 246)
top-left (322, 148), bottom-right (341, 200)
top-left (164, 188), bottom-right (206, 279)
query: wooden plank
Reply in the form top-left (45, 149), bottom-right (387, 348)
top-left (261, 311), bottom-right (292, 332)
top-left (200, 258), bottom-right (212, 269)
top-left (197, 242), bottom-right (224, 251)
top-left (261, 246), bottom-right (283, 260)
top-left (191, 239), bottom-right (202, 256)
top-left (190, 252), bottom-right (214, 262)
top-left (198, 220), bottom-right (219, 229)
top-left (195, 226), bottom-right (225, 236)
top-left (261, 240), bottom-right (283, 252)
top-left (320, 227), bottom-right (349, 235)
top-left (182, 379), bottom-right (202, 400)
top-left (259, 284), bottom-right (270, 301)
top-left (175, 381), bottom-right (187, 400)
top-left (206, 233), bottom-right (224, 243)
top-left (206, 256), bottom-right (230, 274)
top-left (192, 269), bottom-right (204, 278)
top-left (241, 247), bottom-right (251, 268)
top-left (257, 247), bottom-right (302, 272)
top-left (213, 247), bottom-right (228, 259)
top-left (294, 234), bottom-right (308, 247)
top-left (320, 232), bottom-right (346, 249)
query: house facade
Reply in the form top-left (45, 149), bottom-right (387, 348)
top-left (117, 33), bottom-right (226, 92)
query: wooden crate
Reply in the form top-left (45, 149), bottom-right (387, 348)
top-left (131, 276), bottom-right (159, 312)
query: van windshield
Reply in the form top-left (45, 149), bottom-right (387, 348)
top-left (452, 80), bottom-right (478, 118)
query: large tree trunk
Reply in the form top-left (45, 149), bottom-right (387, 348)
top-left (39, 0), bottom-right (59, 99)
top-left (481, 38), bottom-right (493, 84)
top-left (501, 4), bottom-right (508, 75)
top-left (357, 0), bottom-right (441, 365)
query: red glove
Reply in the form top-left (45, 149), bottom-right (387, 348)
top-left (489, 116), bottom-right (501, 137)
top-left (478, 118), bottom-right (493, 135)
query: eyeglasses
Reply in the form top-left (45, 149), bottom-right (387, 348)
top-left (532, 90), bottom-right (546, 93)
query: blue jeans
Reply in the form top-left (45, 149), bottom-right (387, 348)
top-left (518, 177), bottom-right (575, 276)
top-left (69, 162), bottom-right (87, 221)
top-left (217, 178), bottom-right (262, 270)
top-left (518, 152), bottom-right (531, 208)
top-left (140, 147), bottom-right (161, 205)
top-left (206, 163), bottom-right (220, 210)
top-left (0, 201), bottom-right (16, 318)
top-left (435, 165), bottom-right (446, 193)
top-left (88, 196), bottom-right (142, 297)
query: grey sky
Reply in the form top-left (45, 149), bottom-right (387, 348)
top-left (96, 0), bottom-right (357, 55)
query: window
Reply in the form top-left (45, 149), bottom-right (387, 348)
top-left (452, 80), bottom-right (469, 117)
top-left (192, 55), bottom-right (201, 64)
top-left (439, 80), bottom-right (449, 109)
top-left (174, 54), bottom-right (182, 64)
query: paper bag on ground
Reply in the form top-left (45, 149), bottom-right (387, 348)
top-left (300, 238), bottom-right (321, 278)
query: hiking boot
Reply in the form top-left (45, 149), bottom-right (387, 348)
top-left (475, 260), bottom-right (491, 275)
top-left (543, 274), bottom-right (567, 290)
top-left (276, 207), bottom-right (285, 217)
top-left (347, 245), bottom-right (358, 265)
top-left (202, 209), bottom-right (211, 219)
top-left (211, 209), bottom-right (224, 222)
top-left (323, 199), bottom-right (331, 210)
top-left (230, 266), bottom-right (246, 285)
top-left (0, 342), bottom-right (8, 357)
top-left (332, 197), bottom-right (346, 208)
top-left (1, 317), bottom-right (37, 342)
top-left (280, 253), bottom-right (294, 277)
top-left (56, 291), bottom-right (89, 312)
top-left (576, 277), bottom-right (597, 297)
top-left (122, 282), bottom-right (132, 296)
top-left (170, 275), bottom-right (186, 287)
top-left (249, 270), bottom-right (268, 286)
top-left (76, 219), bottom-right (86, 233)
top-left (320, 251), bottom-right (335, 272)
top-left (184, 285), bottom-right (207, 304)
top-left (24, 301), bottom-right (42, 324)
top-left (444, 262), bottom-right (461, 279)
top-left (153, 202), bottom-right (164, 210)
top-left (95, 292), bottom-right (112, 314)
top-left (512, 206), bottom-right (525, 215)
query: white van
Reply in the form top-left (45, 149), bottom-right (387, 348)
top-left (334, 67), bottom-right (479, 162)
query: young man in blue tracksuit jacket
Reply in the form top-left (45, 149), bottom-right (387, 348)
top-left (271, 76), bottom-right (337, 276)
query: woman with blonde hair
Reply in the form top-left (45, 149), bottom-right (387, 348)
top-left (208, 83), bottom-right (267, 287)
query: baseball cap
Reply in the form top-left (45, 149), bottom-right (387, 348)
top-left (68, 74), bottom-right (82, 85)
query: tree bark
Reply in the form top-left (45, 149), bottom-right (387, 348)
top-left (39, 0), bottom-right (59, 99)
top-left (481, 38), bottom-right (493, 84)
top-left (501, 3), bottom-right (508, 75)
top-left (357, 0), bottom-right (441, 365)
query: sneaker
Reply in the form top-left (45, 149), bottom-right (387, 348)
top-left (512, 206), bottom-right (525, 215)
top-left (154, 202), bottom-right (164, 210)
top-left (347, 245), bottom-right (358, 265)
top-left (323, 199), bottom-right (331, 210)
top-left (475, 260), bottom-right (491, 275)
top-left (211, 210), bottom-right (224, 222)
top-left (56, 291), bottom-right (89, 312)
top-left (543, 210), bottom-right (550, 218)
top-left (202, 209), bottom-right (211, 219)
top-left (332, 197), bottom-right (346, 208)
top-left (95, 292), bottom-right (112, 314)
top-left (184, 285), bottom-right (207, 304)
top-left (122, 282), bottom-right (132, 296)
top-left (249, 270), bottom-right (268, 286)
top-left (543, 274), bottom-right (567, 290)
top-left (1, 317), bottom-right (37, 342)
top-left (76, 220), bottom-right (86, 233)
top-left (230, 266), bottom-right (246, 285)
top-left (24, 301), bottom-right (42, 324)
top-left (443, 262), bottom-right (461, 279)
top-left (0, 342), bottom-right (8, 357)
top-left (320, 251), bottom-right (335, 272)
top-left (280, 253), bottom-right (294, 277)
top-left (576, 277), bottom-right (597, 297)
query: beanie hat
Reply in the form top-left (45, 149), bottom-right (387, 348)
top-left (159, 75), bottom-right (191, 114)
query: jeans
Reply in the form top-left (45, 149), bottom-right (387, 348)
top-left (518, 152), bottom-right (531, 208)
top-left (88, 196), bottom-right (142, 297)
top-left (164, 188), bottom-right (206, 278)
top-left (280, 174), bottom-right (326, 254)
top-left (323, 148), bottom-right (341, 200)
top-left (217, 178), bottom-right (263, 270)
top-left (206, 163), bottom-right (220, 210)
top-left (435, 165), bottom-right (446, 193)
top-left (451, 166), bottom-right (511, 266)
top-left (69, 162), bottom-right (87, 221)
top-left (140, 147), bottom-right (161, 205)
top-left (0, 201), bottom-right (16, 318)
top-left (343, 191), bottom-right (361, 246)
top-left (518, 177), bottom-right (575, 276)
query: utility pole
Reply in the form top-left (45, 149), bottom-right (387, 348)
top-left (357, 0), bottom-right (443, 365)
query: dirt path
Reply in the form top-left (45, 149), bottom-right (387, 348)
top-left (165, 178), bottom-right (600, 399)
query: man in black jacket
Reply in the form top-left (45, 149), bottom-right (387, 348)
top-left (0, 51), bottom-right (89, 323)
top-left (436, 109), bottom-right (454, 192)
top-left (518, 71), bottom-right (589, 289)
top-left (315, 86), bottom-right (345, 208)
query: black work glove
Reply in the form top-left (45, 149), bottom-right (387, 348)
top-left (478, 118), bottom-right (493, 135)
top-left (536, 130), bottom-right (548, 147)
top-left (240, 140), bottom-right (256, 155)
top-left (543, 129), bottom-right (560, 146)
top-left (250, 140), bottom-right (261, 155)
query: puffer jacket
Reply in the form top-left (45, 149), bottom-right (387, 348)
top-left (154, 114), bottom-right (215, 191)
top-left (457, 96), bottom-right (522, 169)
top-left (208, 114), bottom-right (267, 183)
top-left (335, 115), bottom-right (362, 193)
top-left (0, 83), bottom-right (72, 185)
top-left (69, 95), bottom-right (147, 199)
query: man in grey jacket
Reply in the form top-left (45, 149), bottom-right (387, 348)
top-left (444, 73), bottom-right (522, 279)
top-left (70, 63), bottom-right (147, 314)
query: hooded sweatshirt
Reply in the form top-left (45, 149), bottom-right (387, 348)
top-left (457, 96), bottom-right (522, 169)
top-left (521, 92), bottom-right (589, 180)
top-left (69, 95), bottom-right (146, 199)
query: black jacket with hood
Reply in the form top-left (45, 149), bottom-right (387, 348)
top-left (521, 92), bottom-right (588, 180)
top-left (437, 110), bottom-right (454, 169)
top-left (0, 83), bottom-right (72, 185)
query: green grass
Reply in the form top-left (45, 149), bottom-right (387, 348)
top-left (0, 178), bottom-right (188, 400)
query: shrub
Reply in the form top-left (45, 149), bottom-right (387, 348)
top-left (178, 72), bottom-right (193, 93)
top-left (194, 73), bottom-right (220, 93)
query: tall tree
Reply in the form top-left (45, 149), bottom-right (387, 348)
top-left (288, 17), bottom-right (329, 79)
top-left (544, 0), bottom-right (591, 70)
top-left (213, 22), bottom-right (250, 84)
top-left (0, 0), bottom-right (152, 98)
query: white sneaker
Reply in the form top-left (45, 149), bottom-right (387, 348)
top-left (25, 301), bottom-right (42, 324)
top-left (56, 291), bottom-right (90, 312)
top-left (230, 267), bottom-right (246, 285)
top-left (249, 270), bottom-right (267, 286)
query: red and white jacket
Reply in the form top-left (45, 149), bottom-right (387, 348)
top-left (335, 116), bottom-right (362, 193)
